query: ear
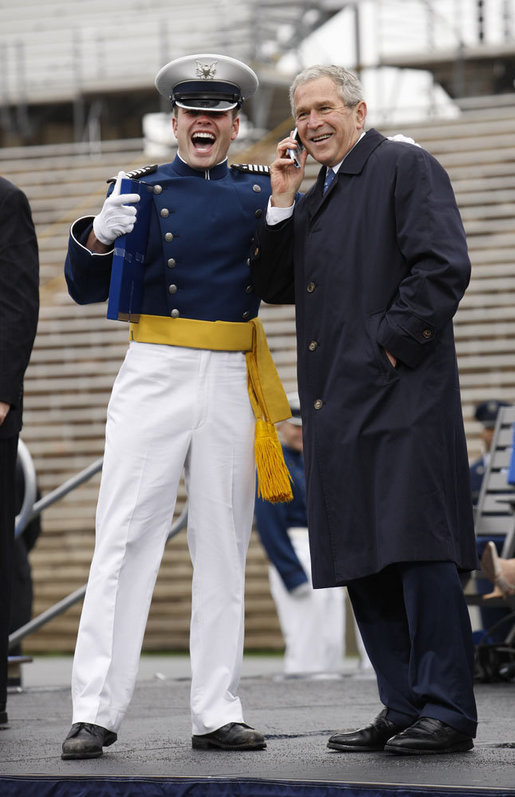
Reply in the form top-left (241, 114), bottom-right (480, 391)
top-left (231, 116), bottom-right (240, 141)
top-left (172, 115), bottom-right (178, 138)
top-left (355, 101), bottom-right (367, 130)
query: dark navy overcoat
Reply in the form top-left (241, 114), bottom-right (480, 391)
top-left (250, 129), bottom-right (478, 587)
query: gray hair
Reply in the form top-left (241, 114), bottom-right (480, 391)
top-left (289, 65), bottom-right (364, 118)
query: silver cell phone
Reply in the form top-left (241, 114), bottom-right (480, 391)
top-left (287, 128), bottom-right (304, 169)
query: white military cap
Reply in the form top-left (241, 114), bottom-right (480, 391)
top-left (286, 392), bottom-right (302, 426)
top-left (155, 53), bottom-right (259, 112)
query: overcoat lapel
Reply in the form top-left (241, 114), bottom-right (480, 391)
top-left (303, 129), bottom-right (386, 220)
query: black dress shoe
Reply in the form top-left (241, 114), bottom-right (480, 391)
top-left (0, 709), bottom-right (7, 727)
top-left (384, 717), bottom-right (473, 755)
top-left (61, 722), bottom-right (118, 760)
top-left (192, 722), bottom-right (266, 750)
top-left (327, 709), bottom-right (410, 752)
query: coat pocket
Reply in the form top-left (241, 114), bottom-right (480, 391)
top-left (367, 311), bottom-right (400, 382)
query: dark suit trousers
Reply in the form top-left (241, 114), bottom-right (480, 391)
top-left (0, 434), bottom-right (18, 709)
top-left (348, 561), bottom-right (477, 738)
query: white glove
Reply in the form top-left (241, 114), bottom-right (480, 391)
top-left (92, 171), bottom-right (141, 245)
top-left (388, 133), bottom-right (421, 147)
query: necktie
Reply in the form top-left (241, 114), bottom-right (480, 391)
top-left (323, 167), bottom-right (336, 194)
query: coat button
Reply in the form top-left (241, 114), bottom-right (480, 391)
top-left (253, 184), bottom-right (261, 193)
top-left (246, 257), bottom-right (251, 267)
top-left (314, 399), bottom-right (323, 410)
top-left (307, 281), bottom-right (316, 293)
top-left (165, 232), bottom-right (174, 242)
top-left (245, 284), bottom-right (253, 294)
top-left (254, 247), bottom-right (259, 257)
top-left (168, 284), bottom-right (178, 294)
top-left (170, 308), bottom-right (180, 318)
top-left (255, 208), bottom-right (263, 218)
top-left (308, 340), bottom-right (318, 351)
top-left (153, 185), bottom-right (163, 194)
top-left (242, 311), bottom-right (251, 320)
top-left (167, 258), bottom-right (176, 268)
top-left (422, 328), bottom-right (433, 339)
top-left (160, 208), bottom-right (170, 218)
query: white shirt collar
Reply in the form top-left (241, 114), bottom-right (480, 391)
top-left (329, 130), bottom-right (366, 175)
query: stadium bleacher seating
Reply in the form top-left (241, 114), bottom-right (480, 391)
top-left (2, 89), bottom-right (515, 654)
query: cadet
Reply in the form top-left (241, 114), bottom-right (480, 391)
top-left (62, 53), bottom-right (291, 760)
top-left (470, 400), bottom-right (509, 506)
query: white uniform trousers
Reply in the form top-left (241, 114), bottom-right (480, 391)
top-left (71, 342), bottom-right (256, 735)
top-left (269, 529), bottom-right (370, 674)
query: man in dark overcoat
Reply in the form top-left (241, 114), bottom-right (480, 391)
top-left (250, 65), bottom-right (478, 755)
top-left (0, 177), bottom-right (39, 725)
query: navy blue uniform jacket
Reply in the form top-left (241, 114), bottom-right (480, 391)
top-left (65, 156), bottom-right (270, 323)
top-left (250, 129), bottom-right (477, 587)
top-left (469, 456), bottom-right (486, 507)
top-left (254, 444), bottom-right (309, 592)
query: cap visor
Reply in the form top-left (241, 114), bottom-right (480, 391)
top-left (174, 99), bottom-right (239, 111)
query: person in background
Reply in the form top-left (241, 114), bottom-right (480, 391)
top-left (9, 457), bottom-right (42, 667)
top-left (255, 392), bottom-right (371, 677)
top-left (481, 542), bottom-right (515, 598)
top-left (250, 64), bottom-right (478, 755)
top-left (470, 399), bottom-right (511, 642)
top-left (470, 400), bottom-right (509, 507)
top-left (0, 177), bottom-right (39, 727)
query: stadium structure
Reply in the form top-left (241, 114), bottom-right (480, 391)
top-left (2, 0), bottom-right (515, 668)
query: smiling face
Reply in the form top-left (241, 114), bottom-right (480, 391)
top-left (293, 76), bottom-right (366, 167)
top-left (172, 107), bottom-right (240, 171)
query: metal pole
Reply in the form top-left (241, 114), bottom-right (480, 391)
top-left (477, 0), bottom-right (485, 42)
top-left (27, 457), bottom-right (104, 522)
top-left (14, 439), bottom-right (38, 538)
top-left (8, 503), bottom-right (188, 649)
top-left (353, 2), bottom-right (361, 77)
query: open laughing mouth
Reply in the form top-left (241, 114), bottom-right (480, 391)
top-left (191, 131), bottom-right (216, 151)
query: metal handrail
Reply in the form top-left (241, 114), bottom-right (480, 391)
top-left (27, 456), bottom-right (104, 523)
top-left (9, 447), bottom-right (188, 649)
top-left (14, 438), bottom-right (38, 538)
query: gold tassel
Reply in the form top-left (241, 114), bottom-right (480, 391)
top-left (255, 419), bottom-right (293, 503)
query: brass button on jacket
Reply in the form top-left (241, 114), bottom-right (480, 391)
top-left (307, 281), bottom-right (316, 293)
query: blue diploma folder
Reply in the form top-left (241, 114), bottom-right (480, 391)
top-left (107, 177), bottom-right (153, 321)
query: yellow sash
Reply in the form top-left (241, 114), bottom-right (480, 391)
top-left (129, 315), bottom-right (293, 502)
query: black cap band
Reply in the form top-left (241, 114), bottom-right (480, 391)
top-left (171, 80), bottom-right (242, 110)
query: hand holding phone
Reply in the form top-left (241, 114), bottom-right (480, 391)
top-left (287, 128), bottom-right (304, 169)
